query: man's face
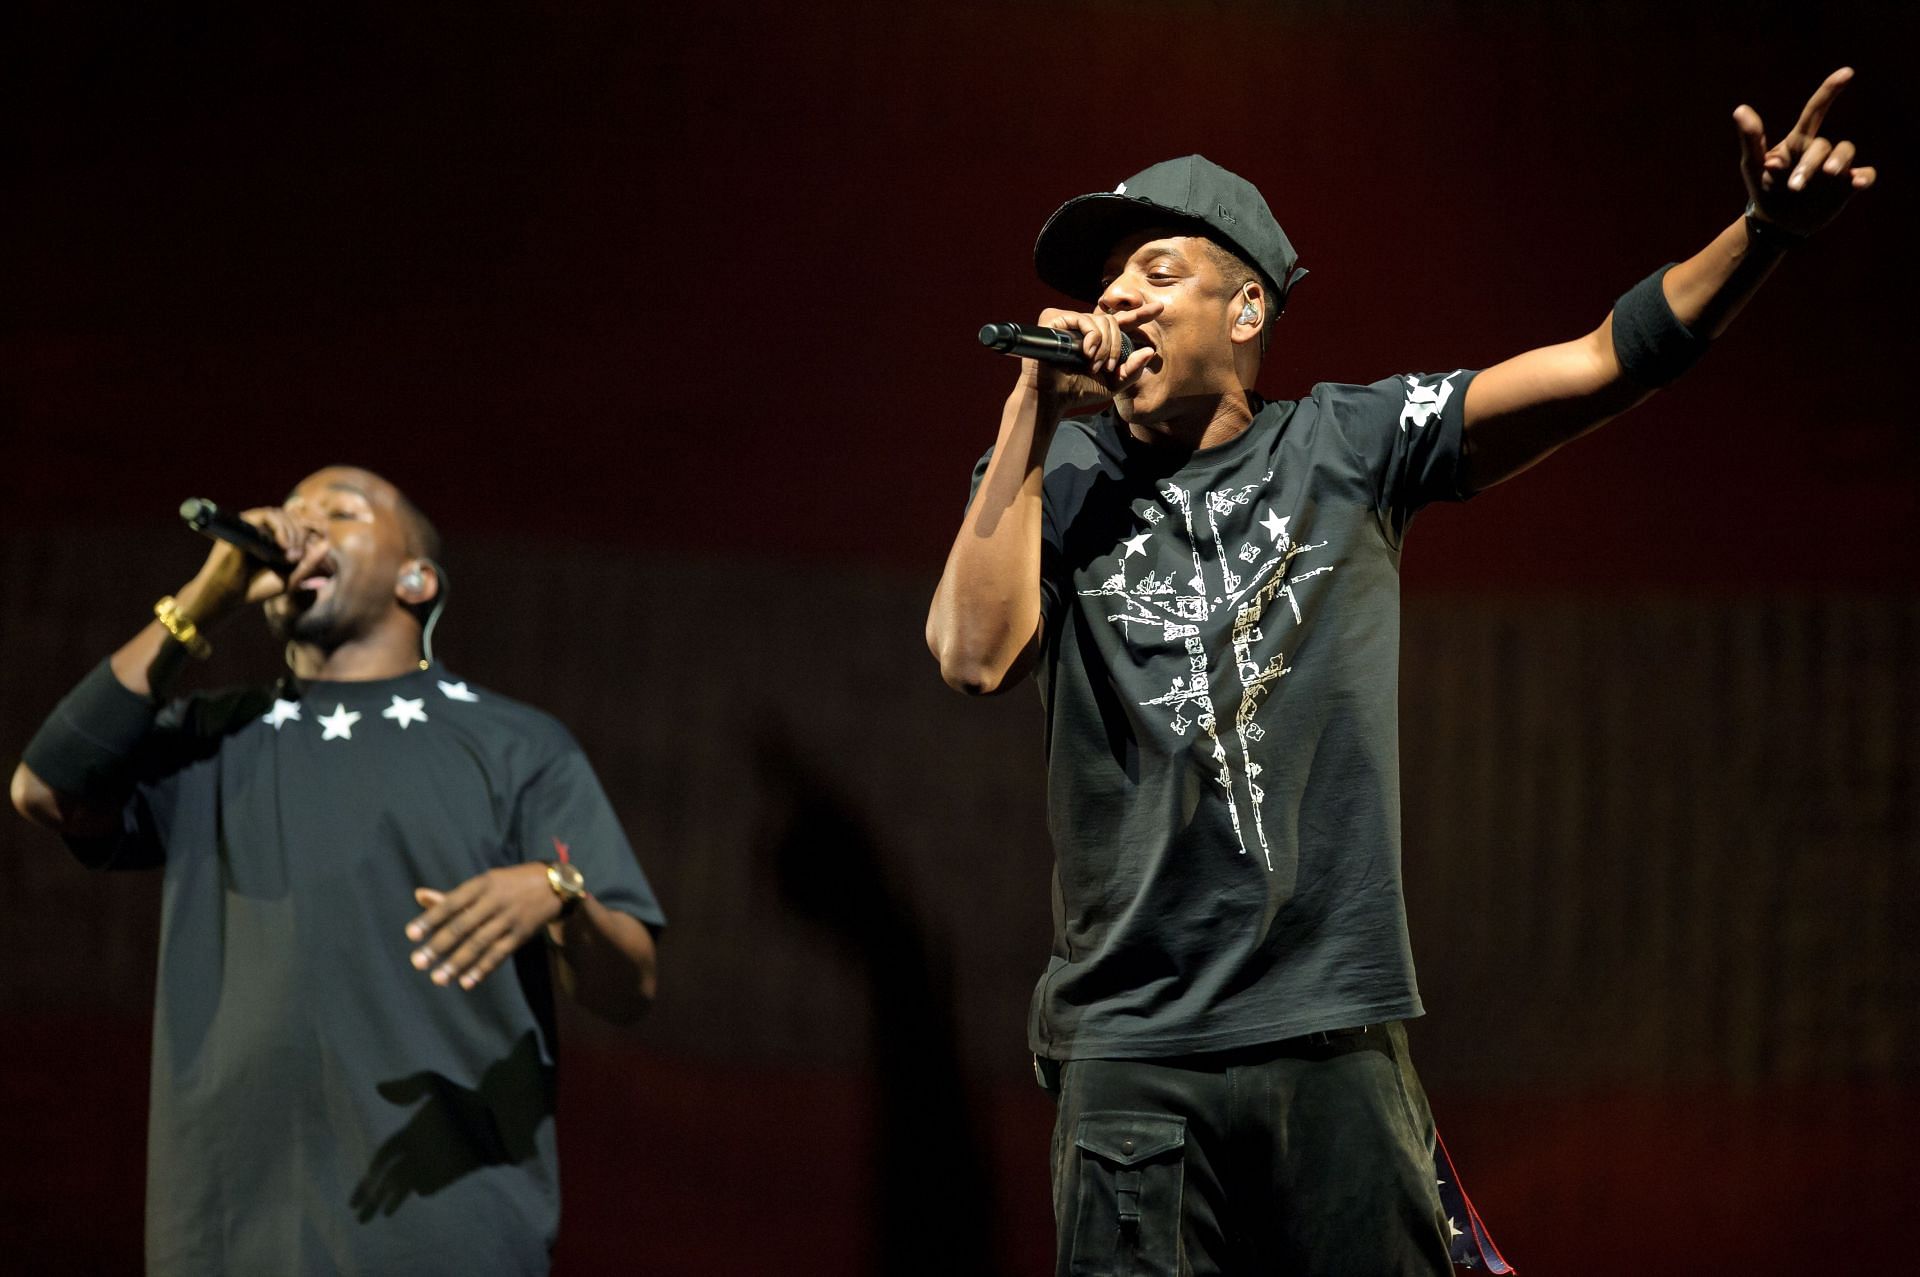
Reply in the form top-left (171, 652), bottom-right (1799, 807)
top-left (265, 467), bottom-right (416, 649)
top-left (1095, 229), bottom-right (1248, 423)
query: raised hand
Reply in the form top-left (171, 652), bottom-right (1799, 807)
top-left (165, 504), bottom-right (318, 620)
top-left (1026, 302), bottom-right (1162, 416)
top-left (1735, 67), bottom-right (1877, 240)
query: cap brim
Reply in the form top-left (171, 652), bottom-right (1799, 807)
top-left (1033, 193), bottom-right (1220, 304)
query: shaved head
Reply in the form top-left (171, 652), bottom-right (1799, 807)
top-left (299, 466), bottom-right (441, 562)
top-left (393, 490), bottom-right (442, 564)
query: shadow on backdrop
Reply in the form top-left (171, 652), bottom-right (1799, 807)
top-left (759, 730), bottom-right (1000, 1275)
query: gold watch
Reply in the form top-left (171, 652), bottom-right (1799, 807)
top-left (544, 859), bottom-right (586, 918)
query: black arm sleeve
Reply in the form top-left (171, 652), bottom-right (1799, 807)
top-left (21, 660), bottom-right (158, 805)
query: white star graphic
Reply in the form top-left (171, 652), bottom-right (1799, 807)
top-left (1445, 1216), bottom-right (1463, 1241)
top-left (1260, 507), bottom-right (1289, 543)
top-left (1120, 531), bottom-right (1152, 560)
top-left (436, 680), bottom-right (479, 702)
top-left (261, 699), bottom-right (302, 730)
top-left (382, 696), bottom-right (428, 729)
top-left (318, 703), bottom-right (362, 741)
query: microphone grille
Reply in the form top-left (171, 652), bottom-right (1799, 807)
top-left (978, 323), bottom-right (1019, 351)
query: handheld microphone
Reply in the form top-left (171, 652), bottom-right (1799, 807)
top-left (979, 323), bottom-right (1134, 370)
top-left (179, 498), bottom-right (287, 564)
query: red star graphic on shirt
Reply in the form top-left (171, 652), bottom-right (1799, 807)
top-left (552, 836), bottom-right (571, 864)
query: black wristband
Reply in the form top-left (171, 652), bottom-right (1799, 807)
top-left (1743, 200), bottom-right (1808, 254)
top-left (1611, 264), bottom-right (1710, 388)
top-left (21, 661), bottom-right (158, 803)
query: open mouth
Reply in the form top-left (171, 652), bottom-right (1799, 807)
top-left (290, 555), bottom-right (338, 600)
top-left (1117, 331), bottom-right (1160, 391)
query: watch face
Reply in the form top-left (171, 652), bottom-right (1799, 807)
top-left (549, 860), bottom-right (586, 897)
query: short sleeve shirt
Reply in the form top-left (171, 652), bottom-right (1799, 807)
top-left (95, 668), bottom-right (664, 1276)
top-left (974, 372), bottom-right (1475, 1060)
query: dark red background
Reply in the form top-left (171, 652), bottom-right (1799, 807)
top-left (6, 1), bottom-right (1914, 590)
top-left (3, 1), bottom-right (1916, 1273)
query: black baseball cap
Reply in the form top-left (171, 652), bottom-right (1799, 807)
top-left (1033, 154), bottom-right (1306, 308)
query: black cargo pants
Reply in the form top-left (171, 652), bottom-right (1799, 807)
top-left (1043, 1022), bottom-right (1456, 1276)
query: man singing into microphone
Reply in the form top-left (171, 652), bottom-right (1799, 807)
top-left (928, 71), bottom-right (1873, 1273)
top-left (10, 466), bottom-right (665, 1275)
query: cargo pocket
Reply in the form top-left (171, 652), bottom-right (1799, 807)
top-left (1066, 1112), bottom-right (1186, 1277)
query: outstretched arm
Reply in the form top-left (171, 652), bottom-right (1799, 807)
top-left (1459, 68), bottom-right (1877, 492)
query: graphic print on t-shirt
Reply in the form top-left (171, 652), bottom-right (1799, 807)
top-left (1398, 370), bottom-right (1459, 432)
top-left (1077, 466), bottom-right (1331, 871)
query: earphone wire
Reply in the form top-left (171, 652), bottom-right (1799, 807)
top-left (419, 559), bottom-right (451, 670)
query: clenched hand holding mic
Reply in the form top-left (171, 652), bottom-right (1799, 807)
top-left (977, 300), bottom-right (1162, 422)
top-left (180, 497), bottom-right (289, 565)
top-left (979, 322), bottom-right (1136, 368)
top-left (128, 497), bottom-right (334, 676)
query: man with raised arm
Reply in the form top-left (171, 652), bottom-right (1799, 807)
top-left (11, 465), bottom-right (665, 1276)
top-left (928, 71), bottom-right (1872, 1274)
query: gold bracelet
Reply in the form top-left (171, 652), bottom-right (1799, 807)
top-left (153, 595), bottom-right (212, 659)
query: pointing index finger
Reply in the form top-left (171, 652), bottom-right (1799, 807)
top-left (1791, 66), bottom-right (1853, 139)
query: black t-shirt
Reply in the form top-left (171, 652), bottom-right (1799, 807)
top-left (86, 667), bottom-right (664, 1277)
top-left (972, 372), bottom-right (1475, 1060)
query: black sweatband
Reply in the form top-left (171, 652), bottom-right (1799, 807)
top-left (1744, 200), bottom-right (1808, 254)
top-left (1611, 264), bottom-right (1710, 388)
top-left (21, 661), bottom-right (158, 803)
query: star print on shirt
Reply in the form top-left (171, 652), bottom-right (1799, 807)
top-left (1120, 531), bottom-right (1152, 560)
top-left (436, 680), bottom-right (479, 702)
top-left (262, 699), bottom-right (302, 730)
top-left (318, 704), bottom-right (362, 741)
top-left (382, 696), bottom-right (428, 729)
top-left (1260, 507), bottom-right (1289, 544)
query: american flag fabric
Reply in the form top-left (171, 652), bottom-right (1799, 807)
top-left (1436, 1128), bottom-right (1514, 1272)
